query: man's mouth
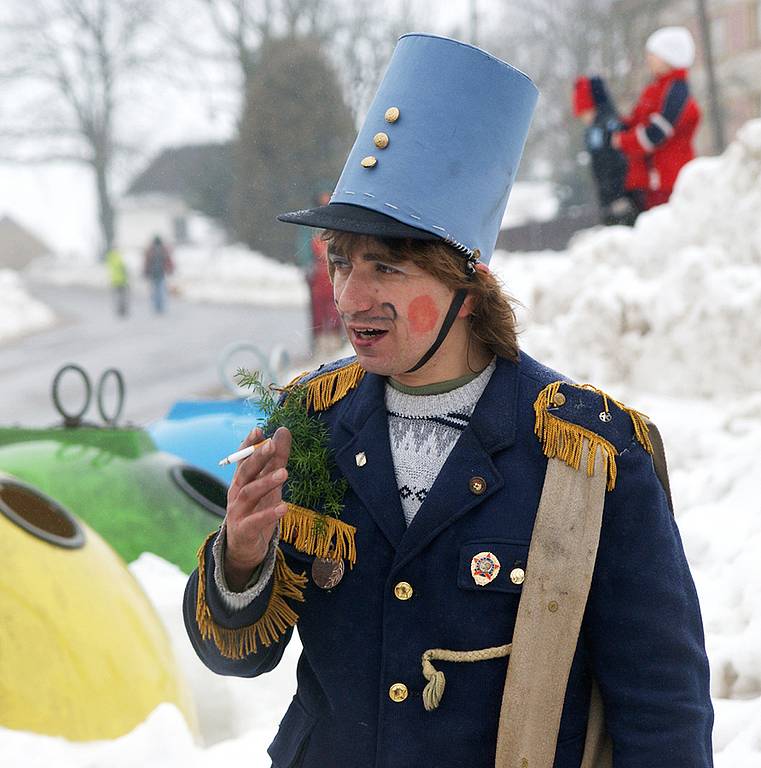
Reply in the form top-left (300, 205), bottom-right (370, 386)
top-left (353, 327), bottom-right (387, 338)
top-left (348, 325), bottom-right (390, 347)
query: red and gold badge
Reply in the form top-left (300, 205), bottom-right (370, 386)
top-left (470, 551), bottom-right (501, 586)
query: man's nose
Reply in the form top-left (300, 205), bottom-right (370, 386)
top-left (335, 270), bottom-right (374, 315)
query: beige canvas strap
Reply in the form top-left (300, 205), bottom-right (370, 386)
top-left (495, 440), bottom-right (608, 768)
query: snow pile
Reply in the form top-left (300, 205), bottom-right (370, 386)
top-left (489, 120), bottom-right (761, 764)
top-left (0, 269), bottom-right (55, 342)
top-left (493, 118), bottom-right (761, 398)
top-left (24, 250), bottom-right (110, 288)
top-left (170, 244), bottom-right (308, 307)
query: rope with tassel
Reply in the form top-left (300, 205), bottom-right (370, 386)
top-left (421, 644), bottom-right (513, 711)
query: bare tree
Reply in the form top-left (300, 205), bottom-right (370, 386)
top-left (0, 0), bottom-right (165, 253)
top-left (177, 0), bottom-right (416, 121)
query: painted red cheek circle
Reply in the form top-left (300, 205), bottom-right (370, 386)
top-left (408, 295), bottom-right (439, 334)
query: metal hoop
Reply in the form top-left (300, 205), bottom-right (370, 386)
top-left (96, 368), bottom-right (125, 426)
top-left (51, 364), bottom-right (92, 428)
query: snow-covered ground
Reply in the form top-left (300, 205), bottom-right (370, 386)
top-left (1, 120), bottom-right (760, 764)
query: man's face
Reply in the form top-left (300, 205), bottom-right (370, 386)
top-left (329, 238), bottom-right (455, 378)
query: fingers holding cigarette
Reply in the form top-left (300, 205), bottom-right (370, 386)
top-left (224, 427), bottom-right (292, 585)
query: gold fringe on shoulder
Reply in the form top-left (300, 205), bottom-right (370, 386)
top-left (195, 532), bottom-right (307, 660)
top-left (578, 383), bottom-right (653, 454)
top-left (534, 381), bottom-right (653, 492)
top-left (281, 502), bottom-right (357, 567)
top-left (301, 360), bottom-right (365, 413)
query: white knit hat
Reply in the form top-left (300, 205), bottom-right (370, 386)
top-left (646, 26), bottom-right (696, 69)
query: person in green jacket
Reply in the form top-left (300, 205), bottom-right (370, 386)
top-left (105, 247), bottom-right (129, 317)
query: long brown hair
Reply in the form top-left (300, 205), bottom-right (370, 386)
top-left (323, 230), bottom-right (519, 361)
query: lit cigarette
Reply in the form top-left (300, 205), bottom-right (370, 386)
top-left (218, 439), bottom-right (268, 466)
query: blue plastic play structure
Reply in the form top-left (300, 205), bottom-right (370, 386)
top-left (147, 398), bottom-right (265, 484)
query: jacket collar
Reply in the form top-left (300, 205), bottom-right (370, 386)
top-left (333, 355), bottom-right (520, 557)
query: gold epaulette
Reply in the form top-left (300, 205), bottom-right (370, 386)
top-left (285, 358), bottom-right (365, 412)
top-left (281, 502), bottom-right (357, 567)
top-left (533, 381), bottom-right (653, 491)
top-left (195, 532), bottom-right (308, 660)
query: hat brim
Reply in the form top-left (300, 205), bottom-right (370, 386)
top-left (277, 203), bottom-right (441, 241)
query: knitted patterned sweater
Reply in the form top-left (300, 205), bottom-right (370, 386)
top-left (385, 358), bottom-right (496, 525)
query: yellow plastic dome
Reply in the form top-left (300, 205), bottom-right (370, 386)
top-left (0, 474), bottom-right (198, 741)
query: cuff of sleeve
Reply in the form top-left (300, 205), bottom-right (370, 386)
top-left (212, 524), bottom-right (280, 612)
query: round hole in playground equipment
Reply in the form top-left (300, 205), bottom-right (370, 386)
top-left (0, 478), bottom-right (85, 549)
top-left (170, 465), bottom-right (227, 517)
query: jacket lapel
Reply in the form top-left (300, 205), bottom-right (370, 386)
top-left (334, 372), bottom-right (406, 550)
top-left (392, 356), bottom-right (520, 570)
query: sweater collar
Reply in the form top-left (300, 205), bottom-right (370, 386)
top-left (338, 354), bottom-right (518, 454)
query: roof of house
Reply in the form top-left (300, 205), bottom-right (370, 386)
top-left (125, 143), bottom-right (233, 215)
top-left (0, 215), bottom-right (52, 269)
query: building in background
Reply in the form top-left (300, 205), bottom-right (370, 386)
top-left (117, 143), bottom-right (232, 250)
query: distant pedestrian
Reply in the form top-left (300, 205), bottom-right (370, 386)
top-left (573, 75), bottom-right (638, 225)
top-left (105, 246), bottom-right (129, 317)
top-left (611, 26), bottom-right (701, 210)
top-left (143, 235), bottom-right (174, 314)
top-left (297, 190), bottom-right (344, 358)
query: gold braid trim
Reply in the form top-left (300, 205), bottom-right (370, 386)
top-left (534, 381), bottom-right (653, 492)
top-left (195, 532), bottom-right (307, 660)
top-left (282, 502), bottom-right (357, 567)
top-left (300, 360), bottom-right (366, 412)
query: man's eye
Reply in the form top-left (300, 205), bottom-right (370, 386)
top-left (330, 259), bottom-right (350, 270)
top-left (377, 263), bottom-right (399, 275)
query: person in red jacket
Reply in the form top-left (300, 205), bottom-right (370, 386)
top-left (612, 26), bottom-right (701, 210)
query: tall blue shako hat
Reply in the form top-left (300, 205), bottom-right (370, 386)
top-left (279, 33), bottom-right (539, 371)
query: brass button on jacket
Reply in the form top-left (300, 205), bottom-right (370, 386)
top-left (394, 581), bottom-right (413, 601)
top-left (384, 106), bottom-right (400, 123)
top-left (469, 476), bottom-right (487, 495)
top-left (389, 682), bottom-right (408, 702)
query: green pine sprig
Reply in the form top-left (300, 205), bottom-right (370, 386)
top-left (235, 369), bottom-right (347, 529)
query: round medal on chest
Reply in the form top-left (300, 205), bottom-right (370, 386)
top-left (470, 551), bottom-right (501, 586)
top-left (311, 557), bottom-right (345, 589)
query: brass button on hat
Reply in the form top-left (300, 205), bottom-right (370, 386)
top-left (510, 567), bottom-right (525, 585)
top-left (469, 476), bottom-right (486, 495)
top-left (360, 155), bottom-right (377, 168)
top-left (384, 106), bottom-right (400, 123)
top-left (389, 682), bottom-right (408, 702)
top-left (394, 581), bottom-right (413, 601)
top-left (551, 391), bottom-right (566, 407)
top-left (373, 131), bottom-right (389, 148)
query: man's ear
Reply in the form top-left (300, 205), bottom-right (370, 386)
top-left (457, 291), bottom-right (476, 318)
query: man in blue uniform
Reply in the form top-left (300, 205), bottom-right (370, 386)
top-left (184, 34), bottom-right (713, 767)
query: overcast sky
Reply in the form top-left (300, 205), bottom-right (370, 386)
top-left (0, 1), bottom-right (503, 257)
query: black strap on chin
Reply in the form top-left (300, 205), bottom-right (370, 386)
top-left (404, 288), bottom-right (468, 374)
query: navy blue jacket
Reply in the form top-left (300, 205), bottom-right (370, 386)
top-left (184, 352), bottom-right (713, 767)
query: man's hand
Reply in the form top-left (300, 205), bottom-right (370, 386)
top-left (224, 426), bottom-right (291, 591)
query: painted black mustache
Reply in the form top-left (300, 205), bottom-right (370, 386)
top-left (340, 302), bottom-right (398, 323)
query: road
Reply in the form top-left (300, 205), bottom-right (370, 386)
top-left (0, 281), bottom-right (311, 428)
